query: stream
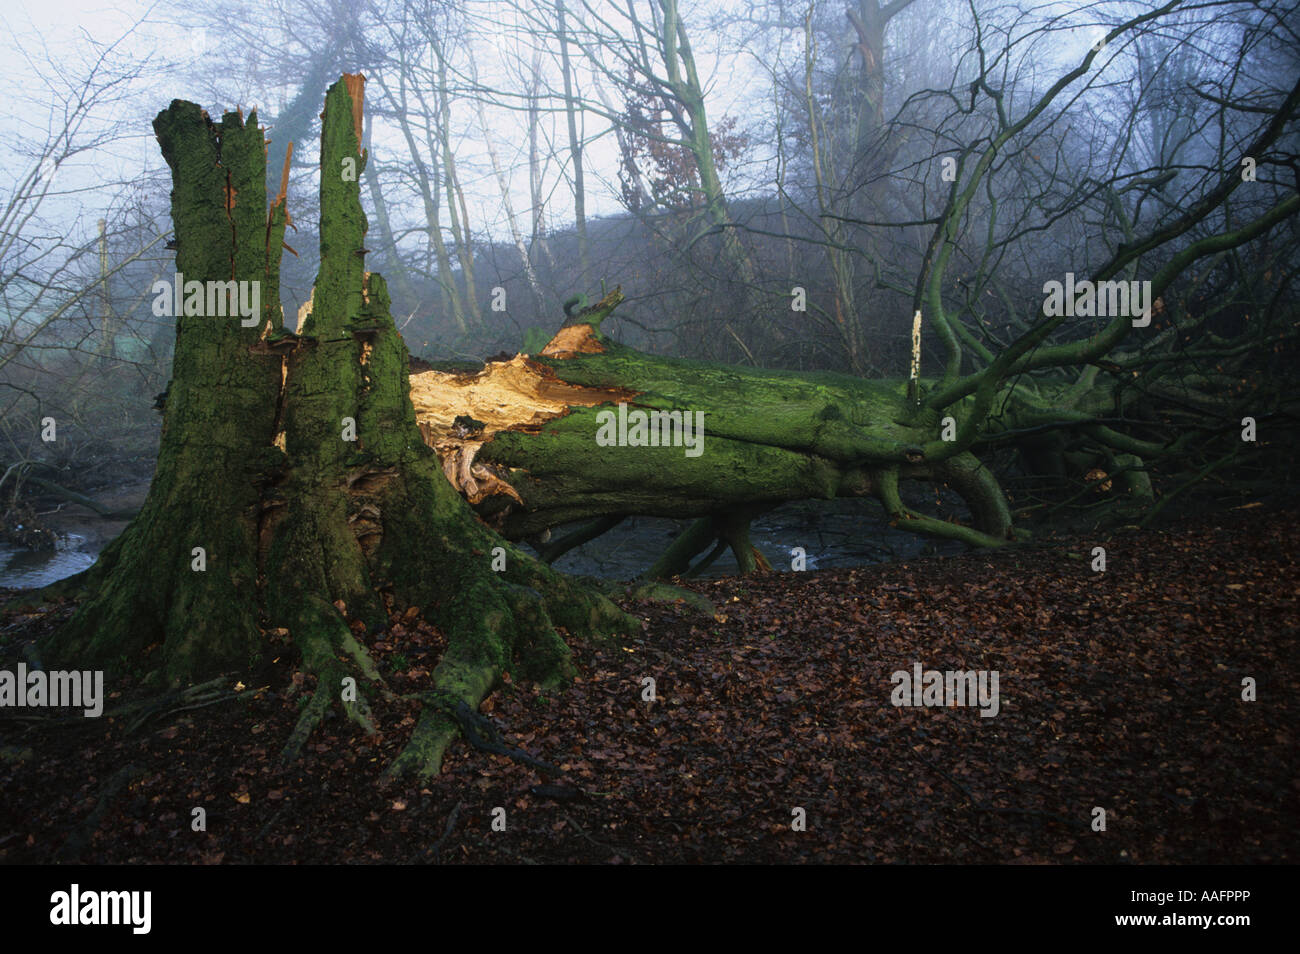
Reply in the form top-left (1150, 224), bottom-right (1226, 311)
top-left (542, 498), bottom-right (965, 578)
top-left (0, 479), bottom-right (145, 592)
top-left (0, 481), bottom-right (968, 591)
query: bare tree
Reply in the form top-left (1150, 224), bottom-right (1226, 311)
top-left (0, 23), bottom-right (173, 518)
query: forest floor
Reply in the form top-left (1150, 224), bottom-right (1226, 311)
top-left (1, 503), bottom-right (1296, 864)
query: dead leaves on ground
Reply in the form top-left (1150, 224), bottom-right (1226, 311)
top-left (0, 506), bottom-right (1296, 863)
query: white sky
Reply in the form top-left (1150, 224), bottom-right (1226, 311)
top-left (0, 0), bottom-right (776, 247)
top-left (0, 0), bottom-right (1150, 256)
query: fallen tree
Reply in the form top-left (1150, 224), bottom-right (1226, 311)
top-left (411, 292), bottom-right (1019, 574)
top-left (32, 55), bottom-right (1299, 777)
top-left (408, 262), bottom-right (1297, 578)
top-left (409, 63), bottom-right (1300, 575)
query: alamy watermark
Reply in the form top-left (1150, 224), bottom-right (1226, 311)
top-left (891, 662), bottom-right (999, 718)
top-left (50, 884), bottom-right (150, 934)
top-left (0, 664), bottom-right (103, 717)
top-left (152, 273), bottom-right (262, 327)
top-left (1043, 272), bottom-right (1152, 327)
top-left (595, 403), bottom-right (705, 458)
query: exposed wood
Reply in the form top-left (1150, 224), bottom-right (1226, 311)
top-left (342, 73), bottom-right (366, 148)
top-left (410, 353), bottom-right (634, 443)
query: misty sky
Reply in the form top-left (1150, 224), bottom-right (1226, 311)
top-left (0, 0), bottom-right (771, 243)
top-left (0, 0), bottom-right (1159, 269)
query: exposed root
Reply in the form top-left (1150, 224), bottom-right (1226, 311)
top-left (279, 598), bottom-right (384, 766)
top-left (386, 583), bottom-right (509, 779)
top-left (597, 579), bottom-right (718, 617)
top-left (385, 560), bottom-right (636, 779)
top-left (878, 467), bottom-right (1011, 549)
top-left (118, 676), bottom-right (239, 734)
top-left (281, 681), bottom-right (334, 765)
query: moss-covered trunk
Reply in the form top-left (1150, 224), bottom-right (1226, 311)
top-left (44, 76), bottom-right (636, 778)
top-left (408, 295), bottom-right (1021, 575)
top-left (46, 102), bottom-right (284, 678)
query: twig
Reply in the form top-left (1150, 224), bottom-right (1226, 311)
top-left (561, 811), bottom-right (639, 864)
top-left (424, 800), bottom-right (464, 865)
top-left (55, 763), bottom-right (143, 862)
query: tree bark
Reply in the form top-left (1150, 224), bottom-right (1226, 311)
top-left (408, 287), bottom-right (1021, 572)
top-left (44, 77), bottom-right (636, 780)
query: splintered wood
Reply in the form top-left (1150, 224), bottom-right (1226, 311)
top-left (539, 322), bottom-right (605, 357)
top-left (343, 73), bottom-right (366, 146)
top-left (296, 289), bottom-right (313, 333)
top-left (409, 351), bottom-right (632, 506)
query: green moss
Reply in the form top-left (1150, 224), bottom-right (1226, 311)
top-left (48, 103), bottom-right (283, 683)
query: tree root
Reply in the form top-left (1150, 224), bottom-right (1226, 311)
top-left (878, 467), bottom-right (1011, 549)
top-left (596, 579), bottom-right (718, 617)
top-left (382, 563), bottom-right (637, 779)
top-left (420, 799), bottom-right (464, 864)
top-left (55, 763), bottom-right (144, 863)
top-left (279, 600), bottom-right (385, 766)
top-left (281, 681), bottom-right (336, 765)
top-left (119, 676), bottom-right (241, 734)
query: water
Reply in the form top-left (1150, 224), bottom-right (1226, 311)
top-left (0, 533), bottom-right (97, 590)
top-left (0, 479), bottom-right (146, 592)
top-left (542, 497), bottom-right (968, 578)
top-left (1, 484), bottom-right (970, 590)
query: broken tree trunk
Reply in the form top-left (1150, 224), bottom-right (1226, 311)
top-left (44, 76), bottom-right (636, 778)
top-left (409, 289), bottom-right (1018, 575)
